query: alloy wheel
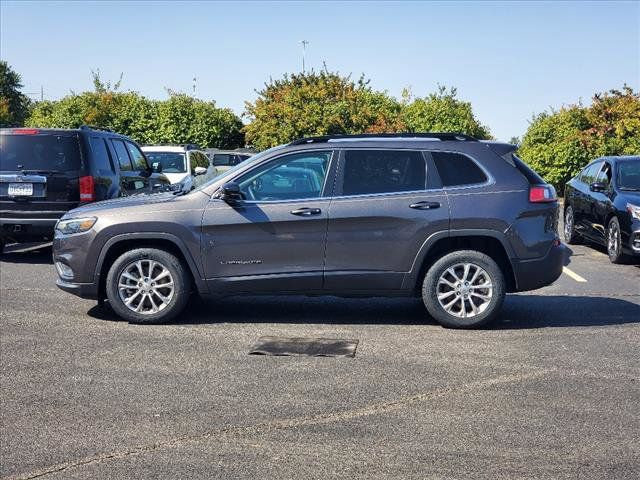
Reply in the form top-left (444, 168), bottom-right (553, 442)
top-left (436, 263), bottom-right (493, 318)
top-left (117, 259), bottom-right (175, 314)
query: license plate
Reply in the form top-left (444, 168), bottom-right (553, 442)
top-left (8, 183), bottom-right (34, 196)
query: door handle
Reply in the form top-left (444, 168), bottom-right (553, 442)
top-left (409, 201), bottom-right (440, 210)
top-left (290, 207), bottom-right (322, 216)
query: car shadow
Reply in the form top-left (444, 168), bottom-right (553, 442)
top-left (87, 294), bottom-right (639, 330)
top-left (0, 245), bottom-right (53, 265)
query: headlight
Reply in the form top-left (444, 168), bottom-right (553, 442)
top-left (55, 217), bottom-right (97, 235)
top-left (627, 203), bottom-right (640, 221)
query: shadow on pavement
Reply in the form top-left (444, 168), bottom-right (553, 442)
top-left (88, 293), bottom-right (639, 329)
top-left (0, 245), bottom-right (53, 265)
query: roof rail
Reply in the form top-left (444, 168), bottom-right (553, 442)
top-left (288, 132), bottom-right (477, 146)
top-left (142, 143), bottom-right (201, 150)
top-left (79, 125), bottom-right (113, 133)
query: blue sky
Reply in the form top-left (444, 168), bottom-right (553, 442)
top-left (1, 0), bottom-right (638, 140)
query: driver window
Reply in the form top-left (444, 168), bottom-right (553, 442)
top-left (236, 151), bottom-right (332, 201)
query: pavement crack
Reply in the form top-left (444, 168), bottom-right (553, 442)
top-left (6, 368), bottom-right (553, 480)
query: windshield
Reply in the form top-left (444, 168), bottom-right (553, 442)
top-left (0, 133), bottom-right (82, 172)
top-left (192, 145), bottom-right (287, 194)
top-left (617, 161), bottom-right (640, 190)
top-left (144, 152), bottom-right (186, 173)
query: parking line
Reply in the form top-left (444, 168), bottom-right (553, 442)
top-left (562, 266), bottom-right (587, 283)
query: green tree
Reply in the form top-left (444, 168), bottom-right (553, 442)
top-left (518, 85), bottom-right (640, 193)
top-left (26, 71), bottom-right (244, 148)
top-left (244, 70), bottom-right (405, 150)
top-left (0, 61), bottom-right (31, 127)
top-left (402, 86), bottom-right (491, 139)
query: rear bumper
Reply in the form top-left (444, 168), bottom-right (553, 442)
top-left (1, 217), bottom-right (61, 242)
top-left (511, 242), bottom-right (564, 292)
top-left (55, 278), bottom-right (99, 300)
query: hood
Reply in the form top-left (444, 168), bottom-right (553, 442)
top-left (162, 172), bottom-right (190, 184)
top-left (62, 192), bottom-right (186, 218)
top-left (619, 190), bottom-right (640, 206)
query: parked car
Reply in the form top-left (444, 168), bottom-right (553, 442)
top-left (207, 149), bottom-right (254, 173)
top-left (564, 156), bottom-right (640, 263)
top-left (53, 133), bottom-right (563, 328)
top-left (0, 126), bottom-right (171, 251)
top-left (142, 145), bottom-right (218, 192)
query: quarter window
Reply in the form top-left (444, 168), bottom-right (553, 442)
top-left (432, 152), bottom-right (487, 187)
top-left (111, 140), bottom-right (132, 171)
top-left (89, 137), bottom-right (114, 173)
top-left (341, 150), bottom-right (426, 196)
top-left (236, 151), bottom-right (331, 201)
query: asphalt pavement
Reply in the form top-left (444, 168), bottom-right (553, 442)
top-left (1, 240), bottom-right (639, 479)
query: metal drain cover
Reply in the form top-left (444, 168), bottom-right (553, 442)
top-left (249, 336), bottom-right (359, 358)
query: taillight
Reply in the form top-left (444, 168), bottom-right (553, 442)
top-left (79, 176), bottom-right (95, 202)
top-left (12, 128), bottom-right (39, 135)
top-left (529, 185), bottom-right (557, 203)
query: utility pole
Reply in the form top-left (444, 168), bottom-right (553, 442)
top-left (40, 86), bottom-right (44, 101)
top-left (300, 40), bottom-right (309, 72)
top-left (193, 77), bottom-right (197, 96)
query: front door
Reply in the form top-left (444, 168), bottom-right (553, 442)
top-left (201, 150), bottom-right (335, 293)
top-left (324, 149), bottom-right (449, 291)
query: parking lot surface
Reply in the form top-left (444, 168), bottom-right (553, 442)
top-left (1, 241), bottom-right (639, 479)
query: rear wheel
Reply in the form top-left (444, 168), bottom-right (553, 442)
top-left (105, 248), bottom-right (191, 324)
top-left (563, 206), bottom-right (581, 244)
top-left (607, 217), bottom-right (626, 264)
top-left (422, 250), bottom-right (506, 328)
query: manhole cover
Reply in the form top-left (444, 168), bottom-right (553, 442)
top-left (249, 336), bottom-right (359, 358)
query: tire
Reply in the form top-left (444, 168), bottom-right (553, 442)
top-left (422, 250), bottom-right (506, 329)
top-left (606, 217), bottom-right (626, 264)
top-left (105, 248), bottom-right (191, 324)
top-left (563, 206), bottom-right (581, 245)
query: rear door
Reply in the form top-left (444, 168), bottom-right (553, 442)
top-left (109, 138), bottom-right (151, 196)
top-left (0, 129), bottom-right (83, 221)
top-left (324, 149), bottom-right (449, 291)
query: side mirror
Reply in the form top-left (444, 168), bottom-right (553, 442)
top-left (152, 162), bottom-right (163, 174)
top-left (590, 182), bottom-right (606, 193)
top-left (220, 182), bottom-right (243, 203)
top-left (194, 166), bottom-right (207, 176)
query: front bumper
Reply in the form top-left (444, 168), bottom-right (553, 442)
top-left (55, 278), bottom-right (99, 300)
top-left (511, 241), bottom-right (565, 292)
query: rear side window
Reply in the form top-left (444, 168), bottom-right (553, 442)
top-left (111, 140), bottom-right (132, 171)
top-left (213, 154), bottom-right (232, 166)
top-left (0, 134), bottom-right (82, 171)
top-left (341, 150), bottom-right (426, 196)
top-left (432, 152), bottom-right (487, 187)
top-left (125, 141), bottom-right (148, 170)
top-left (88, 137), bottom-right (114, 173)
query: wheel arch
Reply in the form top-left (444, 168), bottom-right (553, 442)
top-left (95, 233), bottom-right (207, 299)
top-left (404, 230), bottom-right (517, 293)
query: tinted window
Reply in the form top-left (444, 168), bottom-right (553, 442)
top-left (342, 150), bottom-right (426, 196)
top-left (237, 151), bottom-right (331, 201)
top-left (0, 134), bottom-right (82, 171)
top-left (125, 141), bottom-right (148, 170)
top-left (596, 162), bottom-right (612, 187)
top-left (581, 163), bottom-right (600, 184)
top-left (111, 140), bottom-right (132, 171)
top-left (89, 137), bottom-right (114, 173)
top-left (432, 152), bottom-right (487, 187)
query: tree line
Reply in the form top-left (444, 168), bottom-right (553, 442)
top-left (1, 61), bottom-right (638, 193)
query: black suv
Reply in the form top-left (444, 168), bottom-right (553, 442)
top-left (53, 133), bottom-right (563, 328)
top-left (564, 156), bottom-right (640, 263)
top-left (0, 126), bottom-right (170, 249)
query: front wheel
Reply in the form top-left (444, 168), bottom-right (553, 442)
top-left (105, 248), bottom-right (192, 324)
top-left (422, 250), bottom-right (506, 328)
top-left (607, 217), bottom-right (627, 264)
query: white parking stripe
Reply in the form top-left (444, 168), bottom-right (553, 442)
top-left (563, 267), bottom-right (587, 283)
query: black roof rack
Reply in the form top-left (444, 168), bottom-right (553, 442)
top-left (289, 132), bottom-right (477, 146)
top-left (79, 125), bottom-right (113, 133)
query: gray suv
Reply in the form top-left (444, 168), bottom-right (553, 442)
top-left (53, 133), bottom-right (563, 328)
